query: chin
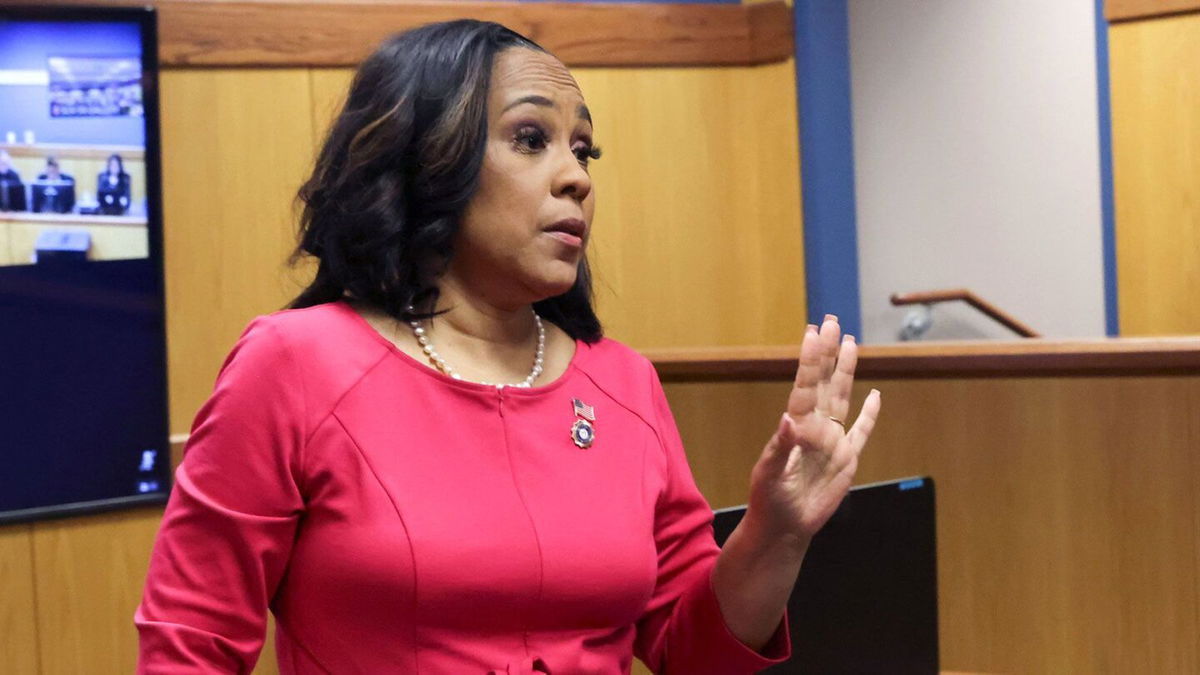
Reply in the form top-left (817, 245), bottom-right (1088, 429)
top-left (528, 266), bottom-right (579, 301)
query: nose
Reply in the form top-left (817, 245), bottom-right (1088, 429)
top-left (552, 146), bottom-right (592, 203)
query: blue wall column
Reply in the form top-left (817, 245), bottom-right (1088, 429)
top-left (793, 0), bottom-right (862, 337)
top-left (1093, 0), bottom-right (1119, 336)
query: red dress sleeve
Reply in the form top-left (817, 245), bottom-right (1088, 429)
top-left (634, 369), bottom-right (791, 674)
top-left (135, 317), bottom-right (307, 673)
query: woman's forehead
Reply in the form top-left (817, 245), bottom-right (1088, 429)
top-left (491, 49), bottom-right (584, 108)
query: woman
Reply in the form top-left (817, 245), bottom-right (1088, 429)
top-left (33, 156), bottom-right (75, 213)
top-left (97, 153), bottom-right (132, 215)
top-left (136, 20), bottom-right (880, 674)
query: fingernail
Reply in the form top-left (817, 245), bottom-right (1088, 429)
top-left (871, 388), bottom-right (881, 398)
top-left (824, 313), bottom-right (838, 322)
top-left (806, 324), bottom-right (818, 333)
top-left (844, 335), bottom-right (855, 343)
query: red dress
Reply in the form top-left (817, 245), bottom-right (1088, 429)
top-left (135, 301), bottom-right (790, 673)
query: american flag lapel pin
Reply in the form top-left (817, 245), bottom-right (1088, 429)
top-left (571, 398), bottom-right (596, 448)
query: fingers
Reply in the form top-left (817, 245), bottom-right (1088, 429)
top-left (826, 336), bottom-right (858, 421)
top-left (793, 314), bottom-right (850, 421)
top-left (792, 324), bottom-right (823, 391)
top-left (816, 314), bottom-right (842, 384)
top-left (788, 326), bottom-right (823, 418)
top-left (846, 389), bottom-right (882, 454)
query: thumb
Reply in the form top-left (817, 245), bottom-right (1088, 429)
top-left (760, 412), bottom-right (798, 473)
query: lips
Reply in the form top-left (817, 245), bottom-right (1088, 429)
top-left (544, 218), bottom-right (587, 248)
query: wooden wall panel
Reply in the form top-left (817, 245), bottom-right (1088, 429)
top-left (5, 222), bottom-right (148, 263)
top-left (160, 69), bottom-right (319, 432)
top-left (31, 509), bottom-right (161, 674)
top-left (574, 60), bottom-right (805, 350)
top-left (0, 524), bottom-right (39, 673)
top-left (1109, 14), bottom-right (1200, 335)
top-left (0, 220), bottom-right (12, 266)
top-left (307, 69), bottom-right (354, 148)
top-left (663, 375), bottom-right (1200, 673)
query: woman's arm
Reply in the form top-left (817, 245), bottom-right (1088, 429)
top-left (713, 315), bottom-right (881, 650)
top-left (711, 510), bottom-right (806, 651)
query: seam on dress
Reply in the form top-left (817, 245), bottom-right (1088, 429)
top-left (572, 360), bottom-right (660, 440)
top-left (331, 412), bottom-right (422, 675)
top-left (274, 614), bottom-right (336, 675)
top-left (498, 392), bottom-right (546, 661)
top-left (301, 347), bottom-right (391, 448)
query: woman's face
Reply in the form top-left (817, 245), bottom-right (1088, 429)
top-left (452, 48), bottom-right (597, 306)
top-left (108, 157), bottom-right (120, 174)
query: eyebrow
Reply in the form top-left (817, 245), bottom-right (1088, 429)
top-left (502, 95), bottom-right (593, 126)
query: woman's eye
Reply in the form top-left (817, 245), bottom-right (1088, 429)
top-left (514, 126), bottom-right (547, 152)
top-left (573, 143), bottom-right (602, 165)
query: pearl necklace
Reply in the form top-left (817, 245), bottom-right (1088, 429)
top-left (408, 311), bottom-right (545, 388)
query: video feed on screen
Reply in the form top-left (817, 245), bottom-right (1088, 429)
top-left (0, 7), bottom-right (168, 525)
top-left (0, 22), bottom-right (149, 267)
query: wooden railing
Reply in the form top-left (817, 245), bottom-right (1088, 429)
top-left (1106, 0), bottom-right (1200, 21)
top-left (890, 288), bottom-right (1041, 338)
top-left (644, 337), bottom-right (1200, 380)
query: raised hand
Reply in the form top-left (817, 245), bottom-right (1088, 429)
top-left (747, 314), bottom-right (882, 550)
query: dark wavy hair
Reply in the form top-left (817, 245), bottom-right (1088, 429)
top-left (288, 20), bottom-right (602, 343)
top-left (105, 153), bottom-right (126, 176)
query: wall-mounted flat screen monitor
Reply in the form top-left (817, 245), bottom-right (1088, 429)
top-left (0, 5), bottom-right (168, 523)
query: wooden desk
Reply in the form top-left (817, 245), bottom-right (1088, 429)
top-left (0, 211), bottom-right (149, 265)
top-left (649, 339), bottom-right (1200, 673)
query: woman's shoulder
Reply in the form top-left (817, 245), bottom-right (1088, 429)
top-left (228, 301), bottom-right (392, 389)
top-left (572, 336), bottom-right (665, 408)
top-left (250, 299), bottom-right (348, 329)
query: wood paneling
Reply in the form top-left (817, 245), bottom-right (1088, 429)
top-left (307, 69), bottom-right (353, 149)
top-left (4, 222), bottom-right (148, 264)
top-left (1, 144), bottom-right (144, 162)
top-left (1109, 13), bottom-right (1200, 335)
top-left (160, 68), bottom-right (319, 432)
top-left (575, 60), bottom-right (805, 350)
top-left (41, 0), bottom-right (792, 68)
top-left (31, 509), bottom-right (162, 675)
top-left (0, 219), bottom-right (12, 266)
top-left (158, 0), bottom-right (792, 68)
top-left (662, 375), bottom-right (1200, 673)
top-left (646, 337), bottom-right (1200, 380)
top-left (0, 523), bottom-right (39, 673)
top-left (1106, 0), bottom-right (1200, 22)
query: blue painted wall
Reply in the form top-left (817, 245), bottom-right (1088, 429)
top-left (792, 0), bottom-right (862, 337)
top-left (1093, 0), bottom-right (1119, 336)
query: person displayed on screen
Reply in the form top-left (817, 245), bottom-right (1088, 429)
top-left (96, 153), bottom-right (132, 215)
top-left (135, 20), bottom-right (882, 674)
top-left (33, 156), bottom-right (75, 214)
top-left (0, 150), bottom-right (27, 212)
